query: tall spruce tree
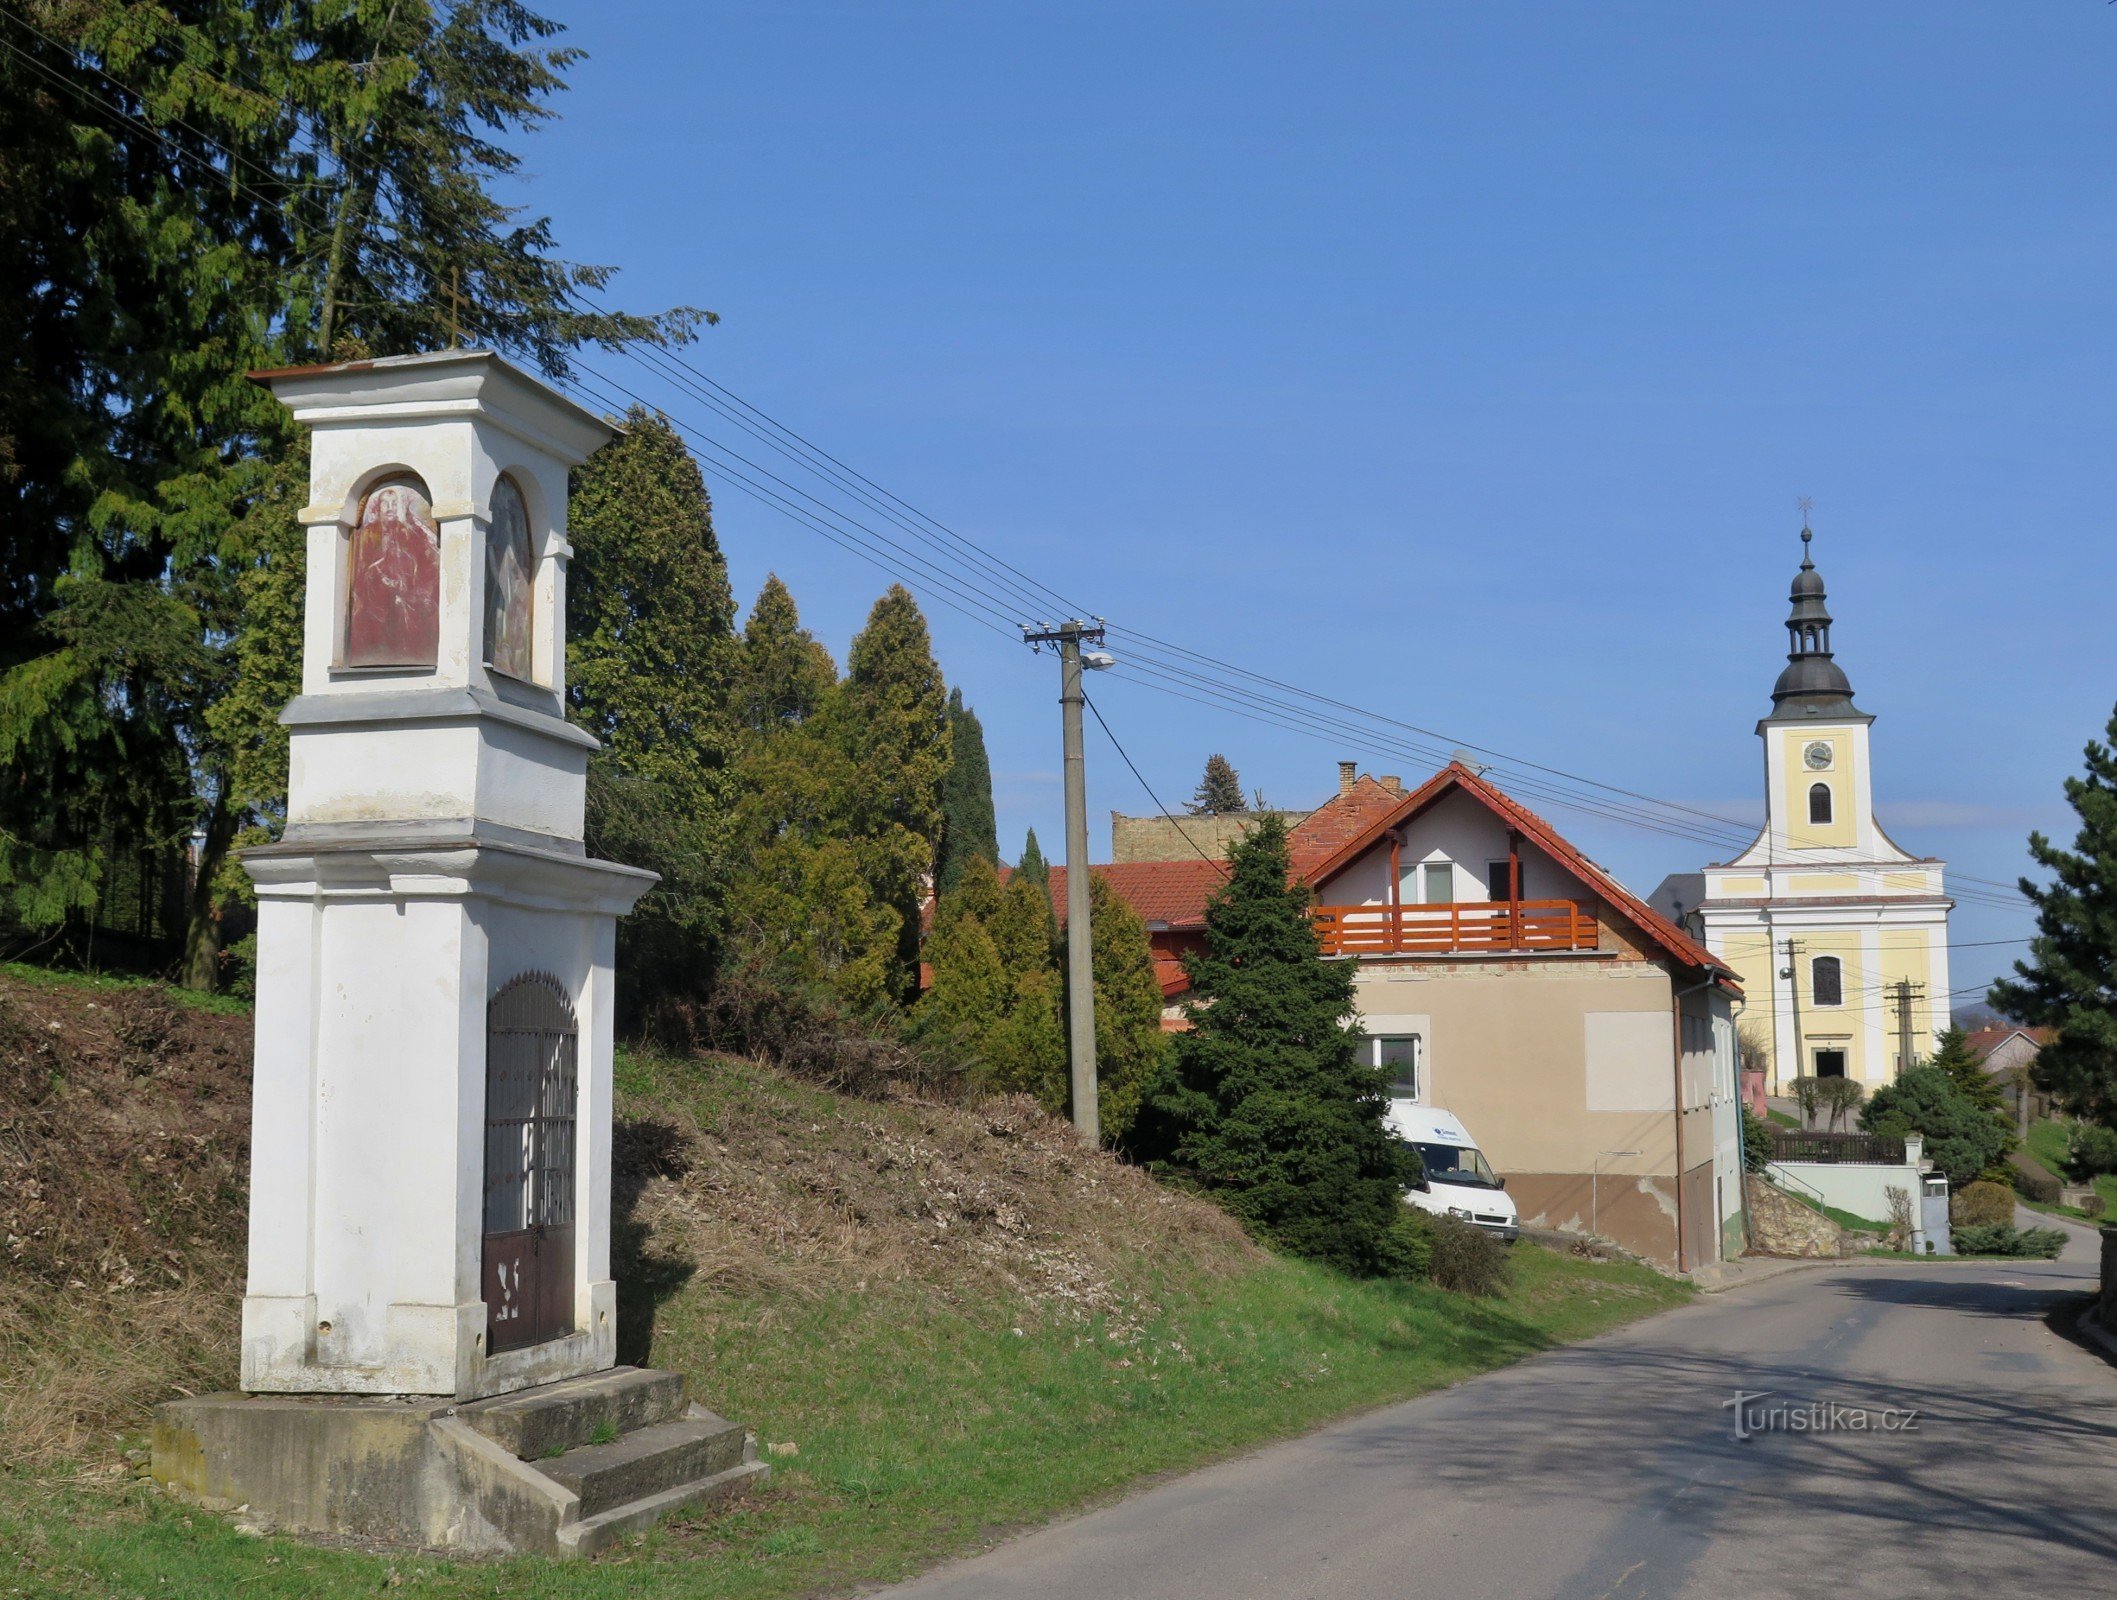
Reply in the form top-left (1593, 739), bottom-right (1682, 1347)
top-left (935, 688), bottom-right (998, 894)
top-left (0, 0), bottom-right (698, 986)
top-left (566, 410), bottom-right (739, 1017)
top-left (1925, 1025), bottom-right (2008, 1121)
top-left (1991, 705), bottom-right (2117, 1125)
top-left (735, 574), bottom-right (837, 732)
top-left (1151, 816), bottom-right (1420, 1274)
top-left (1188, 753), bottom-right (1246, 816)
top-left (840, 586), bottom-right (952, 997)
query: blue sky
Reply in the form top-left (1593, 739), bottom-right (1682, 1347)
top-left (521, 1), bottom-right (2116, 1007)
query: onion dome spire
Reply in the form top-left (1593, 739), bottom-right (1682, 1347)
top-left (1767, 522), bottom-right (1862, 720)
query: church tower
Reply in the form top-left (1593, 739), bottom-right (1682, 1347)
top-left (1677, 528), bottom-right (1952, 1092)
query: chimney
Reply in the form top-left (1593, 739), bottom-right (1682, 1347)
top-left (1337, 760), bottom-right (1357, 795)
top-left (1381, 775), bottom-right (1401, 796)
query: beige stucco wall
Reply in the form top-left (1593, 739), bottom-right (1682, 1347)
top-left (1110, 810), bottom-right (1306, 864)
top-left (1352, 958), bottom-right (1710, 1265)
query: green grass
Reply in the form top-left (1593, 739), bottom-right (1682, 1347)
top-left (2021, 1119), bottom-right (2117, 1223)
top-left (0, 960), bottom-right (253, 1017)
top-left (0, 1245), bottom-right (1686, 1598)
top-left (1765, 1108), bottom-right (1799, 1128)
top-left (1774, 1184), bottom-right (1889, 1235)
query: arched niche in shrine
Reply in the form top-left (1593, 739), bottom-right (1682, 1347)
top-left (342, 472), bottom-right (441, 670)
top-left (483, 472), bottom-right (538, 683)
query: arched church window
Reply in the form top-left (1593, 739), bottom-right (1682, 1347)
top-left (343, 476), bottom-right (440, 668)
top-left (1808, 783), bottom-right (1833, 825)
top-left (483, 474), bottom-right (536, 682)
top-left (1812, 955), bottom-right (1843, 1008)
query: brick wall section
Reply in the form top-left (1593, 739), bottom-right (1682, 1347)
top-left (1109, 810), bottom-right (1307, 864)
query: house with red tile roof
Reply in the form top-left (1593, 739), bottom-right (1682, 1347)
top-left (1047, 760), bottom-right (1747, 1272)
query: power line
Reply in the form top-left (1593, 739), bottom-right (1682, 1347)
top-left (1081, 691), bottom-right (1231, 878)
top-left (8, 12), bottom-right (2045, 917)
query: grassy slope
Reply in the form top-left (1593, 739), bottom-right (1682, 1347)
top-left (2022, 1118), bottom-right (2117, 1221)
top-left (0, 971), bottom-right (1691, 1598)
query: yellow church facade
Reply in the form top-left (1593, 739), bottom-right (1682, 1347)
top-left (1655, 532), bottom-right (1951, 1092)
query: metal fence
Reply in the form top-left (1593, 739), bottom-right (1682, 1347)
top-left (1768, 1129), bottom-right (1906, 1165)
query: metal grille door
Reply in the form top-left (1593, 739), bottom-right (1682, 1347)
top-left (482, 973), bottom-right (579, 1353)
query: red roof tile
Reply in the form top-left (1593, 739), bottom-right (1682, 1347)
top-left (1037, 860), bottom-right (1229, 930)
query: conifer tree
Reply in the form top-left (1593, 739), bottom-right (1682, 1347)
top-left (735, 575), bottom-right (837, 732)
top-left (1083, 872), bottom-right (1171, 1142)
top-left (935, 689), bottom-right (999, 894)
top-left (989, 869), bottom-right (1059, 977)
top-left (1188, 753), bottom-right (1247, 816)
top-left (990, 967), bottom-right (1069, 1108)
top-left (841, 586), bottom-right (952, 995)
top-left (0, 1), bottom-right (697, 986)
top-left (1017, 829), bottom-right (1050, 887)
top-left (921, 885), bottom-right (1009, 1060)
top-left (1991, 704), bottom-right (2117, 1125)
top-left (1152, 816), bottom-right (1420, 1273)
top-left (566, 410), bottom-right (740, 1015)
top-left (1926, 1025), bottom-right (2007, 1119)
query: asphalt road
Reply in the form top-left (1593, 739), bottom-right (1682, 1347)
top-left (882, 1216), bottom-right (2117, 1600)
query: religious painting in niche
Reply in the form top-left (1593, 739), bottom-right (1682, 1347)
top-left (483, 474), bottom-right (536, 682)
top-left (343, 478), bottom-right (441, 668)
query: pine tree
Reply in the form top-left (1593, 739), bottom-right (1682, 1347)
top-left (735, 575), bottom-right (837, 732)
top-left (841, 586), bottom-right (952, 996)
top-left (1188, 753), bottom-right (1247, 816)
top-left (1083, 871), bottom-right (1171, 1142)
top-left (1991, 704), bottom-right (2117, 1126)
top-left (565, 410), bottom-right (740, 1017)
top-left (1152, 816), bottom-right (1420, 1273)
top-left (1861, 1066), bottom-right (2009, 1191)
top-left (1017, 829), bottom-right (1049, 887)
top-left (1926, 1025), bottom-right (2006, 1119)
top-left (0, 1), bottom-right (698, 987)
top-left (935, 689), bottom-right (999, 895)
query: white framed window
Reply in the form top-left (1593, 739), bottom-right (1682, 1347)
top-left (1420, 862), bottom-right (1453, 905)
top-left (1365, 1034), bottom-right (1422, 1100)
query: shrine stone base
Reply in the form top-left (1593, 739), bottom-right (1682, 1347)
top-left (150, 1367), bottom-right (768, 1557)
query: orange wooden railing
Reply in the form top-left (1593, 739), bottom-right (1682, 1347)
top-left (1311, 900), bottom-right (1599, 957)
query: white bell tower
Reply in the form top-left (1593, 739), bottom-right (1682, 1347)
top-left (239, 351), bottom-right (655, 1400)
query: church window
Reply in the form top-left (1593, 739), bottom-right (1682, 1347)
top-left (343, 476), bottom-right (440, 669)
top-left (483, 474), bottom-right (536, 682)
top-left (1812, 955), bottom-right (1843, 1008)
top-left (1808, 783), bottom-right (1833, 825)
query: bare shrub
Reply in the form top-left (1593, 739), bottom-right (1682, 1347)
top-left (1424, 1214), bottom-right (1512, 1297)
top-left (1951, 1179), bottom-right (2015, 1230)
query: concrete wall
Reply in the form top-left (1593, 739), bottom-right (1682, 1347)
top-left (1765, 1160), bottom-right (1921, 1227)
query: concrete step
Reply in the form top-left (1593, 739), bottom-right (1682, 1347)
top-left (459, 1366), bottom-right (686, 1460)
top-left (538, 1410), bottom-right (750, 1519)
top-left (558, 1456), bottom-right (771, 1557)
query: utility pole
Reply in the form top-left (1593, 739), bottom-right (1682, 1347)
top-left (1779, 935), bottom-right (1803, 1108)
top-left (1023, 620), bottom-right (1110, 1142)
top-left (1890, 978), bottom-right (1925, 1079)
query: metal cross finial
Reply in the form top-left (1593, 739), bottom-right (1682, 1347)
top-left (1797, 495), bottom-right (1814, 531)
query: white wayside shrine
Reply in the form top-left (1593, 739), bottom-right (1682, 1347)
top-left (152, 351), bottom-right (767, 1556)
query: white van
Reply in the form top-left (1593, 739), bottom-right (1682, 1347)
top-left (1386, 1104), bottom-right (1519, 1243)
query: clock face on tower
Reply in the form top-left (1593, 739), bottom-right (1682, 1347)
top-left (1803, 740), bottom-right (1834, 771)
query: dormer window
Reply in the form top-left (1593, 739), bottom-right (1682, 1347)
top-left (1808, 783), bottom-right (1833, 825)
top-left (483, 474), bottom-right (536, 682)
top-left (343, 476), bottom-right (440, 669)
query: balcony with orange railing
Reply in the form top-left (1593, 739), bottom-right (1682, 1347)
top-left (1311, 899), bottom-right (1600, 958)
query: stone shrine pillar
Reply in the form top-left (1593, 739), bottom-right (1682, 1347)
top-left (238, 350), bottom-right (654, 1401)
top-left (153, 353), bottom-right (767, 1555)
